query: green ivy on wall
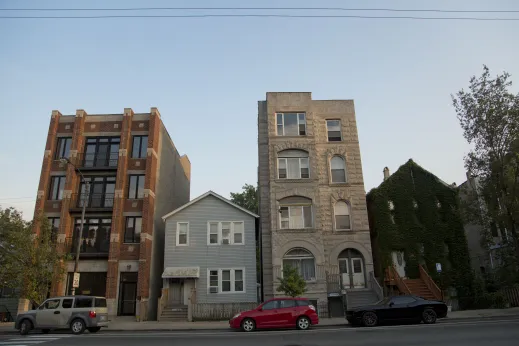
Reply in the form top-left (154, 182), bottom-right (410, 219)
top-left (367, 159), bottom-right (474, 299)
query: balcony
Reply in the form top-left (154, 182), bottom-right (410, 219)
top-left (77, 152), bottom-right (119, 170)
top-left (69, 193), bottom-right (115, 213)
top-left (66, 235), bottom-right (110, 259)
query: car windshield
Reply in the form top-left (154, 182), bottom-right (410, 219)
top-left (375, 298), bottom-right (391, 305)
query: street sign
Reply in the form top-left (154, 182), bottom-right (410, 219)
top-left (436, 263), bottom-right (442, 273)
top-left (72, 273), bottom-right (80, 288)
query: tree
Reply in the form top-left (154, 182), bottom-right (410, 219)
top-left (452, 66), bottom-right (519, 284)
top-left (276, 265), bottom-right (307, 297)
top-left (230, 184), bottom-right (258, 214)
top-left (0, 207), bottom-right (69, 306)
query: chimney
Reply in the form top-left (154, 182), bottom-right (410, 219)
top-left (383, 167), bottom-right (390, 181)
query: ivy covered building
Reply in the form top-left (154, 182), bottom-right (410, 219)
top-left (366, 159), bottom-right (474, 302)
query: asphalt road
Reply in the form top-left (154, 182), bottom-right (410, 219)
top-left (1, 319), bottom-right (519, 346)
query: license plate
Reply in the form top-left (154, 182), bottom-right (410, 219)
top-left (100, 316), bottom-right (106, 321)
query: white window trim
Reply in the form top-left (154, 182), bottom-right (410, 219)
top-left (277, 157), bottom-right (310, 179)
top-left (329, 155), bottom-right (347, 184)
top-left (276, 112), bottom-right (306, 136)
top-left (176, 222), bottom-right (189, 246)
top-left (281, 252), bottom-right (317, 282)
top-left (334, 201), bottom-right (352, 231)
top-left (279, 205), bottom-right (313, 229)
top-left (326, 119), bottom-right (343, 142)
top-left (206, 268), bottom-right (246, 294)
top-left (206, 221), bottom-right (245, 246)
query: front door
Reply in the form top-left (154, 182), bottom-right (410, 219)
top-left (339, 259), bottom-right (349, 289)
top-left (118, 272), bottom-right (138, 316)
top-left (169, 280), bottom-right (183, 305)
top-left (351, 258), bottom-right (365, 288)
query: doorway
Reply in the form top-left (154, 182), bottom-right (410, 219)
top-left (168, 279), bottom-right (184, 306)
top-left (338, 249), bottom-right (366, 289)
top-left (118, 272), bottom-right (138, 316)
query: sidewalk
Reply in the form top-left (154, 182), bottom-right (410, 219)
top-left (2, 307), bottom-right (519, 334)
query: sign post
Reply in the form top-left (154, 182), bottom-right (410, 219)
top-left (435, 263), bottom-right (444, 302)
top-left (72, 272), bottom-right (81, 289)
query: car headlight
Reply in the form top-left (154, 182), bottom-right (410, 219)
top-left (232, 313), bottom-right (241, 319)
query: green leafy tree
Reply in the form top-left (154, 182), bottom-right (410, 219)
top-left (229, 184), bottom-right (258, 214)
top-left (452, 66), bottom-right (519, 285)
top-left (0, 207), bottom-right (69, 306)
top-left (276, 265), bottom-right (307, 297)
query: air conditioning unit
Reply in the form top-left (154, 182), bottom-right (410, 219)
top-left (221, 239), bottom-right (230, 245)
top-left (209, 287), bottom-right (218, 294)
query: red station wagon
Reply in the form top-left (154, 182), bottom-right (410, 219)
top-left (229, 297), bottom-right (319, 332)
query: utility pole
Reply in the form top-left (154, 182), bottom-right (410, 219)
top-left (61, 158), bottom-right (89, 296)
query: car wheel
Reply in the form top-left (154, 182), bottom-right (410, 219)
top-left (19, 319), bottom-right (33, 335)
top-left (88, 327), bottom-right (101, 333)
top-left (362, 311), bottom-right (378, 327)
top-left (241, 318), bottom-right (256, 332)
top-left (422, 308), bottom-right (437, 324)
top-left (296, 316), bottom-right (310, 330)
top-left (41, 329), bottom-right (50, 334)
top-left (70, 319), bottom-right (86, 335)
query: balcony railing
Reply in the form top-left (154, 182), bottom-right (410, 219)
top-left (77, 152), bottom-right (119, 169)
top-left (66, 235), bottom-right (110, 258)
top-left (70, 193), bottom-right (115, 209)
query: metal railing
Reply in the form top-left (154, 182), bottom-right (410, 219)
top-left (77, 152), bottom-right (119, 169)
top-left (369, 271), bottom-right (384, 300)
top-left (70, 193), bottom-right (115, 209)
top-left (387, 265), bottom-right (411, 294)
top-left (419, 265), bottom-right (442, 301)
top-left (66, 235), bottom-right (110, 257)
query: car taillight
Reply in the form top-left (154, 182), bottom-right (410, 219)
top-left (89, 311), bottom-right (97, 318)
top-left (309, 305), bottom-right (316, 311)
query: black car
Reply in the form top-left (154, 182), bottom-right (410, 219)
top-left (346, 295), bottom-right (448, 327)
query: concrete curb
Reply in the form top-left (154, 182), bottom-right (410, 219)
top-left (2, 314), bottom-right (519, 335)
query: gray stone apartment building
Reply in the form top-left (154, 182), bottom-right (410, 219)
top-left (258, 92), bottom-right (377, 315)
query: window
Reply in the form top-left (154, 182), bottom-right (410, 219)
top-left (78, 176), bottom-right (116, 208)
top-left (280, 299), bottom-right (297, 308)
top-left (326, 120), bottom-right (342, 141)
top-left (55, 137), bottom-right (72, 159)
top-left (283, 248), bottom-right (316, 281)
top-left (83, 137), bottom-right (120, 168)
top-left (334, 201), bottom-right (351, 230)
top-left (277, 150), bottom-right (310, 179)
top-left (279, 196), bottom-right (313, 229)
top-left (74, 218), bottom-right (111, 254)
top-left (276, 113), bottom-right (306, 136)
top-left (330, 156), bottom-right (346, 183)
top-left (41, 299), bottom-right (60, 310)
top-left (49, 176), bottom-right (65, 200)
top-left (74, 297), bottom-right (93, 308)
top-left (390, 296), bottom-right (416, 305)
top-left (177, 222), bottom-right (189, 246)
top-left (128, 175), bottom-right (145, 199)
top-left (207, 269), bottom-right (245, 294)
top-left (132, 136), bottom-right (148, 158)
top-left (94, 298), bottom-right (107, 308)
top-left (207, 221), bottom-right (245, 245)
top-left (262, 300), bottom-right (279, 310)
top-left (48, 217), bottom-right (60, 242)
top-left (124, 217), bottom-right (142, 243)
top-left (62, 299), bottom-right (73, 309)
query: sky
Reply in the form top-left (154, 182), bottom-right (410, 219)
top-left (0, 0), bottom-right (518, 219)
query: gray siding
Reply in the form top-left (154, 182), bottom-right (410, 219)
top-left (149, 124), bottom-right (191, 320)
top-left (164, 195), bottom-right (257, 303)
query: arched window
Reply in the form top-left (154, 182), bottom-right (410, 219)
top-left (279, 196), bottom-right (313, 229)
top-left (283, 248), bottom-right (316, 281)
top-left (330, 156), bottom-right (346, 183)
top-left (334, 201), bottom-right (351, 230)
top-left (277, 149), bottom-right (309, 179)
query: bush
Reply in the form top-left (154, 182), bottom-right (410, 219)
top-left (459, 292), bottom-right (508, 310)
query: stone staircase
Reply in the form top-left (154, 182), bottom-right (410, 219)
top-left (346, 289), bottom-right (380, 308)
top-left (159, 305), bottom-right (188, 321)
top-left (403, 278), bottom-right (437, 301)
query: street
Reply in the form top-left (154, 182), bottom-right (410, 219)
top-left (1, 319), bottom-right (519, 346)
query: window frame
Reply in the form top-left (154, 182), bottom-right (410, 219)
top-left (55, 137), bottom-right (72, 159)
top-left (276, 112), bottom-right (307, 136)
top-left (176, 222), bottom-right (189, 246)
top-left (326, 119), bottom-right (342, 142)
top-left (277, 157), bottom-right (310, 179)
top-left (124, 216), bottom-right (142, 243)
top-left (330, 156), bottom-right (347, 183)
top-left (128, 174), bottom-right (145, 199)
top-left (132, 135), bottom-right (148, 159)
top-left (206, 268), bottom-right (246, 294)
top-left (279, 205), bottom-right (313, 229)
top-left (48, 175), bottom-right (66, 201)
top-left (206, 221), bottom-right (245, 245)
top-left (282, 248), bottom-right (316, 282)
top-left (334, 201), bottom-right (352, 231)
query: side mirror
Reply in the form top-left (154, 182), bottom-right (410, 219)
top-left (389, 302), bottom-right (394, 307)
top-left (257, 307), bottom-right (263, 311)
top-left (38, 305), bottom-right (44, 310)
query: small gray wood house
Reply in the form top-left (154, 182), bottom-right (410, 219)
top-left (161, 191), bottom-right (259, 310)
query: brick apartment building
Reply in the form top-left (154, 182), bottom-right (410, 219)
top-left (258, 93), bottom-right (377, 316)
top-left (31, 107), bottom-right (190, 320)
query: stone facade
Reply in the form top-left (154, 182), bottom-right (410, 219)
top-left (258, 92), bottom-right (373, 303)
